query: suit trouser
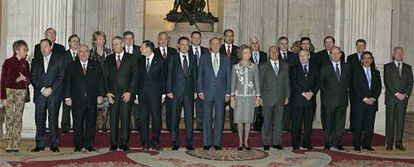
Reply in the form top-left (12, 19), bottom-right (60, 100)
top-left (163, 99), bottom-right (172, 131)
top-left (35, 95), bottom-right (60, 148)
top-left (349, 94), bottom-right (355, 131)
top-left (131, 102), bottom-right (140, 131)
top-left (60, 102), bottom-right (72, 132)
top-left (140, 96), bottom-right (162, 146)
top-left (386, 101), bottom-right (407, 146)
top-left (203, 98), bottom-right (225, 146)
top-left (171, 95), bottom-right (194, 146)
top-left (262, 104), bottom-right (284, 146)
top-left (283, 104), bottom-right (292, 131)
top-left (320, 93), bottom-right (326, 131)
top-left (291, 102), bottom-right (314, 148)
top-left (109, 97), bottom-right (131, 146)
top-left (195, 98), bottom-right (203, 130)
top-left (324, 105), bottom-right (347, 146)
top-left (72, 102), bottom-right (97, 149)
top-left (352, 105), bottom-right (376, 147)
top-left (4, 88), bottom-right (26, 149)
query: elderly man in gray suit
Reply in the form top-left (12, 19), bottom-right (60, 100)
top-left (197, 37), bottom-right (232, 151)
top-left (260, 46), bottom-right (290, 151)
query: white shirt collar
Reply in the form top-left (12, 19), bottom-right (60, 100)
top-left (225, 43), bottom-right (232, 50)
top-left (146, 53), bottom-right (155, 62)
top-left (363, 65), bottom-right (370, 71)
top-left (331, 60), bottom-right (341, 68)
top-left (394, 60), bottom-right (402, 67)
top-left (81, 60), bottom-right (88, 66)
top-left (44, 53), bottom-right (52, 60)
top-left (270, 59), bottom-right (279, 65)
top-left (115, 51), bottom-right (125, 60)
top-left (192, 45), bottom-right (200, 54)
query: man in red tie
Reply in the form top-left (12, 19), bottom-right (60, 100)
top-left (154, 31), bottom-right (177, 132)
top-left (219, 29), bottom-right (239, 132)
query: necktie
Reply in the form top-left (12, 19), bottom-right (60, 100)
top-left (335, 63), bottom-right (341, 82)
top-left (226, 45), bottom-right (231, 57)
top-left (72, 51), bottom-right (77, 60)
top-left (213, 54), bottom-right (219, 76)
top-left (303, 64), bottom-right (308, 74)
top-left (183, 55), bottom-right (188, 75)
top-left (44, 57), bottom-right (49, 73)
top-left (116, 55), bottom-right (121, 70)
top-left (254, 52), bottom-right (259, 64)
top-left (82, 63), bottom-right (87, 76)
top-left (146, 58), bottom-right (151, 73)
top-left (398, 63), bottom-right (402, 77)
top-left (162, 48), bottom-right (167, 59)
top-left (283, 52), bottom-right (287, 60)
top-left (195, 48), bottom-right (200, 65)
top-left (366, 68), bottom-right (371, 90)
top-left (273, 62), bottom-right (279, 76)
top-left (129, 46), bottom-right (133, 54)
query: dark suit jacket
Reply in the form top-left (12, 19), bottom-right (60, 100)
top-left (103, 52), bottom-right (137, 96)
top-left (317, 49), bottom-right (346, 69)
top-left (34, 43), bottom-right (66, 60)
top-left (167, 53), bottom-right (197, 97)
top-left (291, 63), bottom-right (320, 106)
top-left (124, 45), bottom-right (141, 58)
top-left (384, 62), bottom-right (414, 105)
top-left (259, 61), bottom-right (290, 106)
top-left (154, 47), bottom-right (177, 61)
top-left (197, 53), bottom-right (231, 101)
top-left (220, 44), bottom-right (239, 65)
top-left (347, 52), bottom-right (376, 69)
top-left (320, 62), bottom-right (351, 108)
top-left (351, 65), bottom-right (381, 111)
top-left (64, 60), bottom-right (105, 105)
top-left (30, 53), bottom-right (66, 102)
top-left (280, 51), bottom-right (299, 67)
top-left (189, 45), bottom-right (209, 66)
top-left (135, 55), bottom-right (166, 98)
top-left (249, 51), bottom-right (268, 66)
top-left (63, 49), bottom-right (79, 67)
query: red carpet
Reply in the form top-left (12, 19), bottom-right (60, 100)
top-left (57, 129), bottom-right (385, 147)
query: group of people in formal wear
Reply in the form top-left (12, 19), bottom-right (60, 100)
top-left (0, 27), bottom-right (412, 154)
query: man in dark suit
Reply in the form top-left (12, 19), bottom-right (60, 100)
top-left (103, 36), bottom-right (137, 151)
top-left (260, 46), bottom-right (290, 151)
top-left (347, 39), bottom-right (375, 133)
top-left (299, 37), bottom-right (319, 69)
top-left (60, 34), bottom-right (80, 134)
top-left (384, 47), bottom-right (413, 151)
top-left (290, 50), bottom-right (319, 150)
top-left (154, 31), bottom-right (177, 132)
top-left (249, 37), bottom-right (267, 131)
top-left (123, 31), bottom-right (141, 133)
top-left (351, 51), bottom-right (381, 151)
top-left (30, 39), bottom-right (65, 152)
top-left (136, 40), bottom-right (166, 151)
top-left (198, 37), bottom-right (231, 150)
top-left (317, 36), bottom-right (345, 131)
top-left (167, 37), bottom-right (197, 151)
top-left (320, 46), bottom-right (350, 150)
top-left (64, 44), bottom-right (105, 152)
top-left (34, 28), bottom-right (66, 60)
top-left (220, 29), bottom-right (238, 132)
top-left (278, 36), bottom-right (298, 132)
top-left (189, 31), bottom-right (209, 131)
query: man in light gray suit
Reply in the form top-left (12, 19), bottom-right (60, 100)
top-left (197, 37), bottom-right (231, 151)
top-left (260, 46), bottom-right (290, 151)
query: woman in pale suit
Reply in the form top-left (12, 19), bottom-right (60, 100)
top-left (230, 44), bottom-right (261, 151)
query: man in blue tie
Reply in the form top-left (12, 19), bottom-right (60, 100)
top-left (350, 51), bottom-right (381, 151)
top-left (249, 37), bottom-right (267, 66)
top-left (320, 46), bottom-right (350, 150)
top-left (190, 31), bottom-right (209, 131)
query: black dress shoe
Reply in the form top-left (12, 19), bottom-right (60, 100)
top-left (50, 147), bottom-right (60, 152)
top-left (186, 145), bottom-right (194, 151)
top-left (244, 146), bottom-right (251, 151)
top-left (12, 149), bottom-right (19, 153)
top-left (385, 145), bottom-right (393, 151)
top-left (395, 145), bottom-right (406, 151)
top-left (336, 145), bottom-right (344, 150)
top-left (354, 146), bottom-right (361, 151)
top-left (86, 147), bottom-right (96, 152)
top-left (172, 145), bottom-right (179, 151)
top-left (324, 144), bottom-right (331, 150)
top-left (61, 130), bottom-right (69, 135)
top-left (5, 149), bottom-right (13, 153)
top-left (237, 146), bottom-right (244, 151)
top-left (120, 145), bottom-right (130, 151)
top-left (74, 147), bottom-right (82, 152)
top-left (292, 146), bottom-right (300, 150)
top-left (109, 145), bottom-right (118, 151)
top-left (152, 145), bottom-right (164, 151)
top-left (263, 145), bottom-right (270, 150)
top-left (203, 146), bottom-right (211, 150)
top-left (143, 145), bottom-right (150, 150)
top-left (31, 147), bottom-right (45, 152)
top-left (304, 146), bottom-right (314, 150)
top-left (362, 146), bottom-right (375, 151)
top-left (272, 145), bottom-right (283, 150)
top-left (214, 146), bottom-right (222, 150)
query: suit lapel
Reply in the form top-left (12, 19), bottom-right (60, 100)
top-left (46, 54), bottom-right (56, 74)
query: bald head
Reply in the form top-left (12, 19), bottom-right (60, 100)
top-left (78, 44), bottom-right (90, 62)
